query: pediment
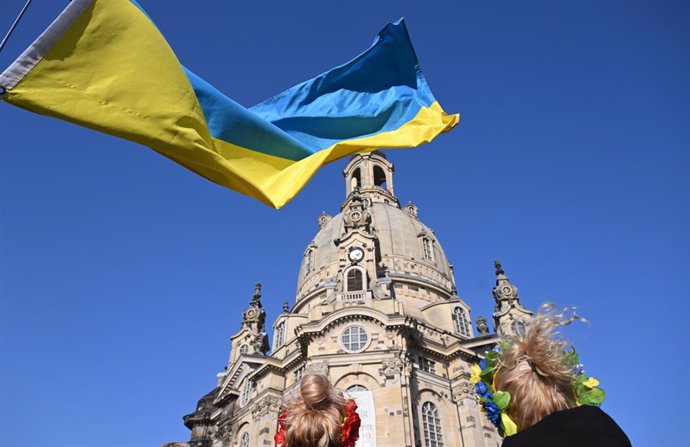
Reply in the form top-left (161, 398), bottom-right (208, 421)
top-left (215, 357), bottom-right (265, 404)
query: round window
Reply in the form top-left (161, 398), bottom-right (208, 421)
top-left (340, 325), bottom-right (369, 352)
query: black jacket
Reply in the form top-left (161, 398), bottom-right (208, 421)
top-left (502, 405), bottom-right (631, 447)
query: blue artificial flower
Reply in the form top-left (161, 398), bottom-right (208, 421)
top-left (483, 401), bottom-right (502, 428)
top-left (479, 359), bottom-right (487, 370)
top-left (572, 363), bottom-right (585, 375)
top-left (475, 382), bottom-right (492, 399)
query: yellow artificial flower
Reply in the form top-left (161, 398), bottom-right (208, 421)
top-left (583, 377), bottom-right (600, 388)
top-left (470, 364), bottom-right (482, 384)
top-left (501, 413), bottom-right (518, 436)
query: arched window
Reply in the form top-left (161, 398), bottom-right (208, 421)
top-left (346, 269), bottom-right (364, 291)
top-left (351, 168), bottom-right (361, 191)
top-left (240, 381), bottom-right (254, 407)
top-left (373, 165), bottom-right (387, 188)
top-left (422, 402), bottom-right (444, 447)
top-left (346, 384), bottom-right (368, 393)
top-left (240, 344), bottom-right (248, 355)
top-left (453, 308), bottom-right (471, 338)
top-left (305, 249), bottom-right (314, 274)
top-left (240, 432), bottom-right (249, 447)
top-left (275, 322), bottom-right (285, 348)
top-left (422, 237), bottom-right (433, 260)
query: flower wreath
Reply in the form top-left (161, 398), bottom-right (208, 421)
top-left (471, 344), bottom-right (606, 437)
top-left (274, 397), bottom-right (361, 447)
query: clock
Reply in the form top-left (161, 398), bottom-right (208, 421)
top-left (246, 308), bottom-right (258, 319)
top-left (348, 247), bottom-right (364, 263)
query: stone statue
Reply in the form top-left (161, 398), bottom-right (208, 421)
top-left (476, 316), bottom-right (490, 335)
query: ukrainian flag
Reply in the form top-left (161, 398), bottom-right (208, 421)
top-left (0, 0), bottom-right (458, 208)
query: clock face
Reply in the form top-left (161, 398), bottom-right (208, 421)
top-left (349, 247), bottom-right (364, 262)
top-left (246, 308), bottom-right (257, 318)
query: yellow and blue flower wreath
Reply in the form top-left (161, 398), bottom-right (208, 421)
top-left (472, 344), bottom-right (606, 437)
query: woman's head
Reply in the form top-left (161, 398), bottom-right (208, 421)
top-left (280, 374), bottom-right (348, 447)
top-left (494, 305), bottom-right (582, 430)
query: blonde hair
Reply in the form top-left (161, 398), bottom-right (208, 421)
top-left (282, 373), bottom-right (347, 447)
top-left (495, 304), bottom-right (583, 430)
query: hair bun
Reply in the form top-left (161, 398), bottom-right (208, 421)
top-left (300, 374), bottom-right (334, 410)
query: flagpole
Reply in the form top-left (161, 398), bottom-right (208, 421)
top-left (0, 0), bottom-right (33, 54)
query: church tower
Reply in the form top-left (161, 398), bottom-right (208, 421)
top-left (183, 153), bottom-right (532, 447)
top-left (491, 261), bottom-right (533, 336)
top-left (229, 283), bottom-right (269, 363)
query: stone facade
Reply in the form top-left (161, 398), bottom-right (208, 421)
top-left (183, 152), bottom-right (531, 447)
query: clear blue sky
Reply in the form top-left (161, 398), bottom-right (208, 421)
top-left (0, 1), bottom-right (687, 446)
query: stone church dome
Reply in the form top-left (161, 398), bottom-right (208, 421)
top-left (295, 152), bottom-right (456, 309)
top-left (300, 202), bottom-right (453, 281)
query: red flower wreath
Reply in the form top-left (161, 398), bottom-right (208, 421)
top-left (274, 408), bottom-right (288, 445)
top-left (274, 399), bottom-right (361, 447)
top-left (340, 399), bottom-right (361, 447)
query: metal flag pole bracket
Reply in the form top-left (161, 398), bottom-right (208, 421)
top-left (0, 0), bottom-right (33, 54)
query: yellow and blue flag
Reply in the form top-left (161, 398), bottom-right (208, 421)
top-left (0, 0), bottom-right (458, 208)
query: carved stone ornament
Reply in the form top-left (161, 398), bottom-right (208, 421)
top-left (343, 193), bottom-right (371, 231)
top-left (405, 202), bottom-right (419, 219)
top-left (476, 316), bottom-right (490, 335)
top-left (452, 381), bottom-right (477, 405)
top-left (252, 334), bottom-right (264, 349)
top-left (401, 351), bottom-right (414, 374)
top-left (252, 395), bottom-right (281, 420)
top-left (494, 260), bottom-right (505, 276)
top-left (381, 358), bottom-right (403, 378)
top-left (318, 211), bottom-right (332, 229)
top-left (376, 262), bottom-right (390, 278)
top-left (305, 361), bottom-right (329, 376)
top-left (215, 422), bottom-right (233, 442)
